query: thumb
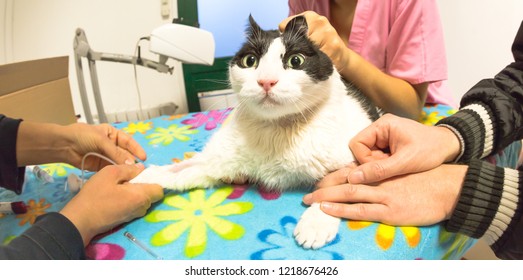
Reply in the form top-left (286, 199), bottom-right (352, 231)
top-left (279, 16), bottom-right (295, 32)
top-left (279, 12), bottom-right (308, 32)
top-left (348, 155), bottom-right (404, 184)
top-left (131, 183), bottom-right (165, 203)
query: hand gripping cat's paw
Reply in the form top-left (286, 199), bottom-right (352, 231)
top-left (293, 203), bottom-right (341, 249)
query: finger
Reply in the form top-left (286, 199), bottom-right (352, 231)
top-left (279, 15), bottom-right (298, 31)
top-left (99, 133), bottom-right (146, 166)
top-left (349, 117), bottom-right (394, 164)
top-left (319, 201), bottom-right (389, 222)
top-left (351, 141), bottom-right (392, 164)
top-left (117, 131), bottom-right (147, 161)
top-left (279, 11), bottom-right (318, 32)
top-left (347, 155), bottom-right (407, 184)
top-left (305, 184), bottom-right (385, 205)
top-left (304, 14), bottom-right (334, 47)
top-left (316, 165), bottom-right (354, 189)
top-left (349, 128), bottom-right (379, 164)
top-left (109, 128), bottom-right (147, 162)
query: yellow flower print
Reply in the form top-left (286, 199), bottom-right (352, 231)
top-left (2, 235), bottom-right (16, 245)
top-left (439, 230), bottom-right (474, 260)
top-left (420, 108), bottom-right (458, 126)
top-left (41, 163), bottom-right (74, 177)
top-left (420, 111), bottom-right (442, 126)
top-left (145, 187), bottom-right (253, 258)
top-left (146, 124), bottom-right (198, 145)
top-left (17, 198), bottom-right (51, 226)
top-left (123, 121), bottom-right (153, 135)
top-left (347, 221), bottom-right (421, 250)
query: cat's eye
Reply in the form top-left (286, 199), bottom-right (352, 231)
top-left (287, 54), bottom-right (305, 69)
top-left (240, 54), bottom-right (258, 68)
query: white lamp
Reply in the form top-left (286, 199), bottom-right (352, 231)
top-left (73, 23), bottom-right (215, 124)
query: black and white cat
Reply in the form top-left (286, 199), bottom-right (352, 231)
top-left (131, 16), bottom-right (379, 249)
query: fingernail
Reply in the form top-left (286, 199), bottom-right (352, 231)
top-left (349, 170), bottom-right (364, 184)
top-left (135, 163), bottom-right (144, 169)
top-left (321, 202), bottom-right (333, 211)
top-left (303, 193), bottom-right (313, 204)
top-left (125, 159), bottom-right (134, 165)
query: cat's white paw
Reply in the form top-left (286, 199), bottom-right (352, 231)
top-left (294, 203), bottom-right (340, 249)
top-left (130, 163), bottom-right (220, 191)
top-left (130, 164), bottom-right (179, 188)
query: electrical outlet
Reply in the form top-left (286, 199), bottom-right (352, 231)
top-left (161, 0), bottom-right (170, 18)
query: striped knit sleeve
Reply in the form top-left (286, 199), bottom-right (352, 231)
top-left (445, 159), bottom-right (523, 257)
top-left (436, 102), bottom-right (496, 162)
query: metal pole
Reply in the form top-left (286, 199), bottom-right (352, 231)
top-left (73, 28), bottom-right (173, 124)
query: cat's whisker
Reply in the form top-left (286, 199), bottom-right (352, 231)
top-left (230, 95), bottom-right (248, 117)
top-left (196, 79), bottom-right (231, 86)
top-left (199, 99), bottom-right (225, 113)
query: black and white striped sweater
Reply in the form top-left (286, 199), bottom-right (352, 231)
top-left (436, 20), bottom-right (523, 259)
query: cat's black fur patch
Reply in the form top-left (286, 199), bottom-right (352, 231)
top-left (230, 15), bottom-right (279, 67)
top-left (230, 16), bottom-right (380, 121)
top-left (281, 16), bottom-right (333, 81)
top-left (341, 79), bottom-right (380, 121)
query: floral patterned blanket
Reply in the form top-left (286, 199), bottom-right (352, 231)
top-left (0, 105), bottom-right (480, 260)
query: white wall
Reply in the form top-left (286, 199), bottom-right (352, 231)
top-left (0, 0), bottom-right (187, 121)
top-left (438, 0), bottom-right (523, 103)
top-left (1, 0), bottom-right (523, 121)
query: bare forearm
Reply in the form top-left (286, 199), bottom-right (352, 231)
top-left (15, 121), bottom-right (72, 166)
top-left (338, 49), bottom-right (426, 119)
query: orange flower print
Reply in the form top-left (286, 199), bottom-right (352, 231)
top-left (171, 152), bottom-right (197, 163)
top-left (347, 221), bottom-right (421, 250)
top-left (16, 198), bottom-right (51, 226)
top-left (164, 114), bottom-right (188, 121)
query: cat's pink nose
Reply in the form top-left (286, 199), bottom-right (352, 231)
top-left (257, 79), bottom-right (278, 92)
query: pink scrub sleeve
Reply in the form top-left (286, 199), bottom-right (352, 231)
top-left (287, 0), bottom-right (456, 107)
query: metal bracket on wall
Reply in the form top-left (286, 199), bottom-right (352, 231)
top-left (73, 28), bottom-right (172, 124)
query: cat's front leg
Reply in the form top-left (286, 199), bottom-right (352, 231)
top-left (294, 203), bottom-right (341, 249)
top-left (130, 158), bottom-right (221, 191)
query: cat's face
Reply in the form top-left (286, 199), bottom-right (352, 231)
top-left (229, 16), bottom-right (335, 120)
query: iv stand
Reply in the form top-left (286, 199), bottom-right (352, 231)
top-left (73, 28), bottom-right (173, 124)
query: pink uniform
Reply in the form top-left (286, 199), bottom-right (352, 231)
top-left (288, 0), bottom-right (456, 107)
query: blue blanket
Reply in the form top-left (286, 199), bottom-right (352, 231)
top-left (1, 105), bottom-right (494, 260)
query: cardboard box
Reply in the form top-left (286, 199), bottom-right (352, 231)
top-left (0, 56), bottom-right (77, 125)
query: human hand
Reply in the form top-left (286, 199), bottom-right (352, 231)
top-left (16, 121), bottom-right (146, 169)
top-left (59, 163), bottom-right (163, 245)
top-left (279, 11), bottom-right (349, 72)
top-left (307, 164), bottom-right (467, 226)
top-left (347, 113), bottom-right (461, 184)
top-left (65, 123), bottom-right (147, 171)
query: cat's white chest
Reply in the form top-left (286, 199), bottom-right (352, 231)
top-left (130, 93), bottom-right (372, 250)
top-left (205, 94), bottom-right (371, 190)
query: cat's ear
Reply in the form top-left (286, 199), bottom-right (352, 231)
top-left (247, 14), bottom-right (263, 37)
top-left (284, 15), bottom-right (308, 37)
